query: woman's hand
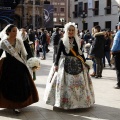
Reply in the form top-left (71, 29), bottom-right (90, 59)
top-left (54, 66), bottom-right (58, 72)
top-left (89, 55), bottom-right (94, 59)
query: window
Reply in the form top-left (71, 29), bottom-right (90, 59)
top-left (54, 8), bottom-right (57, 12)
top-left (105, 0), bottom-right (111, 14)
top-left (83, 23), bottom-right (88, 30)
top-left (84, 3), bottom-right (88, 14)
top-left (60, 8), bottom-right (65, 12)
top-left (105, 21), bottom-right (111, 30)
top-left (73, 4), bottom-right (78, 18)
top-left (93, 22), bottom-right (99, 26)
top-left (60, 18), bottom-right (65, 21)
top-left (53, 18), bottom-right (57, 22)
top-left (93, 1), bottom-right (99, 16)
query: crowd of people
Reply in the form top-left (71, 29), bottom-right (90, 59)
top-left (0, 21), bottom-right (120, 114)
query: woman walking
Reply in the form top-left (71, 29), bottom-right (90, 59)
top-left (44, 22), bottom-right (95, 109)
top-left (0, 24), bottom-right (39, 114)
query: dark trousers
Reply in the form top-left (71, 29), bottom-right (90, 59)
top-left (114, 53), bottom-right (120, 86)
top-left (94, 57), bottom-right (103, 76)
top-left (53, 45), bottom-right (58, 63)
top-left (42, 44), bottom-right (46, 59)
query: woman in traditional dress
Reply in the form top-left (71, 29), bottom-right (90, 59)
top-left (0, 24), bottom-right (39, 114)
top-left (44, 22), bottom-right (95, 109)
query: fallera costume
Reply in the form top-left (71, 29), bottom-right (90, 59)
top-left (44, 38), bottom-right (95, 109)
top-left (0, 38), bottom-right (39, 109)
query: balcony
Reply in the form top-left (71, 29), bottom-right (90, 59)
top-left (104, 6), bottom-right (111, 14)
top-left (92, 8), bottom-right (99, 16)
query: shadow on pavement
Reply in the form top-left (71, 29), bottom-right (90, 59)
top-left (0, 104), bottom-right (120, 120)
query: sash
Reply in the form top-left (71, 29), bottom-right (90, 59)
top-left (1, 40), bottom-right (26, 65)
top-left (70, 48), bottom-right (90, 69)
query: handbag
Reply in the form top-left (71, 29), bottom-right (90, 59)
top-left (110, 55), bottom-right (115, 64)
top-left (39, 45), bottom-right (42, 52)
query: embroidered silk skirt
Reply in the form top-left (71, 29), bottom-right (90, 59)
top-left (44, 56), bottom-right (95, 109)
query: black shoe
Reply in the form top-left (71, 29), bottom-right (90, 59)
top-left (109, 64), bottom-right (112, 67)
top-left (98, 75), bottom-right (102, 78)
top-left (13, 109), bottom-right (20, 114)
top-left (114, 85), bottom-right (120, 89)
top-left (95, 75), bottom-right (102, 78)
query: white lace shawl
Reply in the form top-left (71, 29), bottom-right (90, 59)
top-left (0, 38), bottom-right (27, 63)
top-left (62, 22), bottom-right (82, 55)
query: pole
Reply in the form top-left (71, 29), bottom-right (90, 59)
top-left (24, 2), bottom-right (27, 27)
top-left (33, 0), bottom-right (35, 30)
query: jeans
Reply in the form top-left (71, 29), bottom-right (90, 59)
top-left (94, 57), bottom-right (103, 76)
top-left (53, 45), bottom-right (58, 63)
top-left (42, 44), bottom-right (46, 59)
top-left (93, 59), bottom-right (96, 74)
top-left (103, 51), bottom-right (111, 66)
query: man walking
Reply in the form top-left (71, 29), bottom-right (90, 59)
top-left (52, 27), bottom-right (61, 62)
top-left (111, 22), bottom-right (120, 89)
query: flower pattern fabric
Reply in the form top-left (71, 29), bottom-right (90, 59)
top-left (44, 56), bottom-right (95, 109)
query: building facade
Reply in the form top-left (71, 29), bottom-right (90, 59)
top-left (15, 0), bottom-right (44, 29)
top-left (49, 0), bottom-right (69, 28)
top-left (70, 0), bottom-right (120, 31)
top-left (0, 0), bottom-right (44, 30)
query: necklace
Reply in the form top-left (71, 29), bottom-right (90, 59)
top-left (69, 38), bottom-right (74, 48)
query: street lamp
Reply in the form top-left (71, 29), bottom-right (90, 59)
top-left (80, 11), bottom-right (87, 30)
top-left (59, 19), bottom-right (66, 30)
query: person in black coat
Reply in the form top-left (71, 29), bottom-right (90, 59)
top-left (40, 28), bottom-right (47, 60)
top-left (89, 25), bottom-right (105, 78)
top-left (51, 27), bottom-right (61, 62)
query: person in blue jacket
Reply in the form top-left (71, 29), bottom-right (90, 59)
top-left (111, 22), bottom-right (120, 89)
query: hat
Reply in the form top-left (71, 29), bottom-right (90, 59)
top-left (117, 22), bottom-right (120, 26)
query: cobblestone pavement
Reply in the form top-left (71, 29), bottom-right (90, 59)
top-left (0, 44), bottom-right (120, 120)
